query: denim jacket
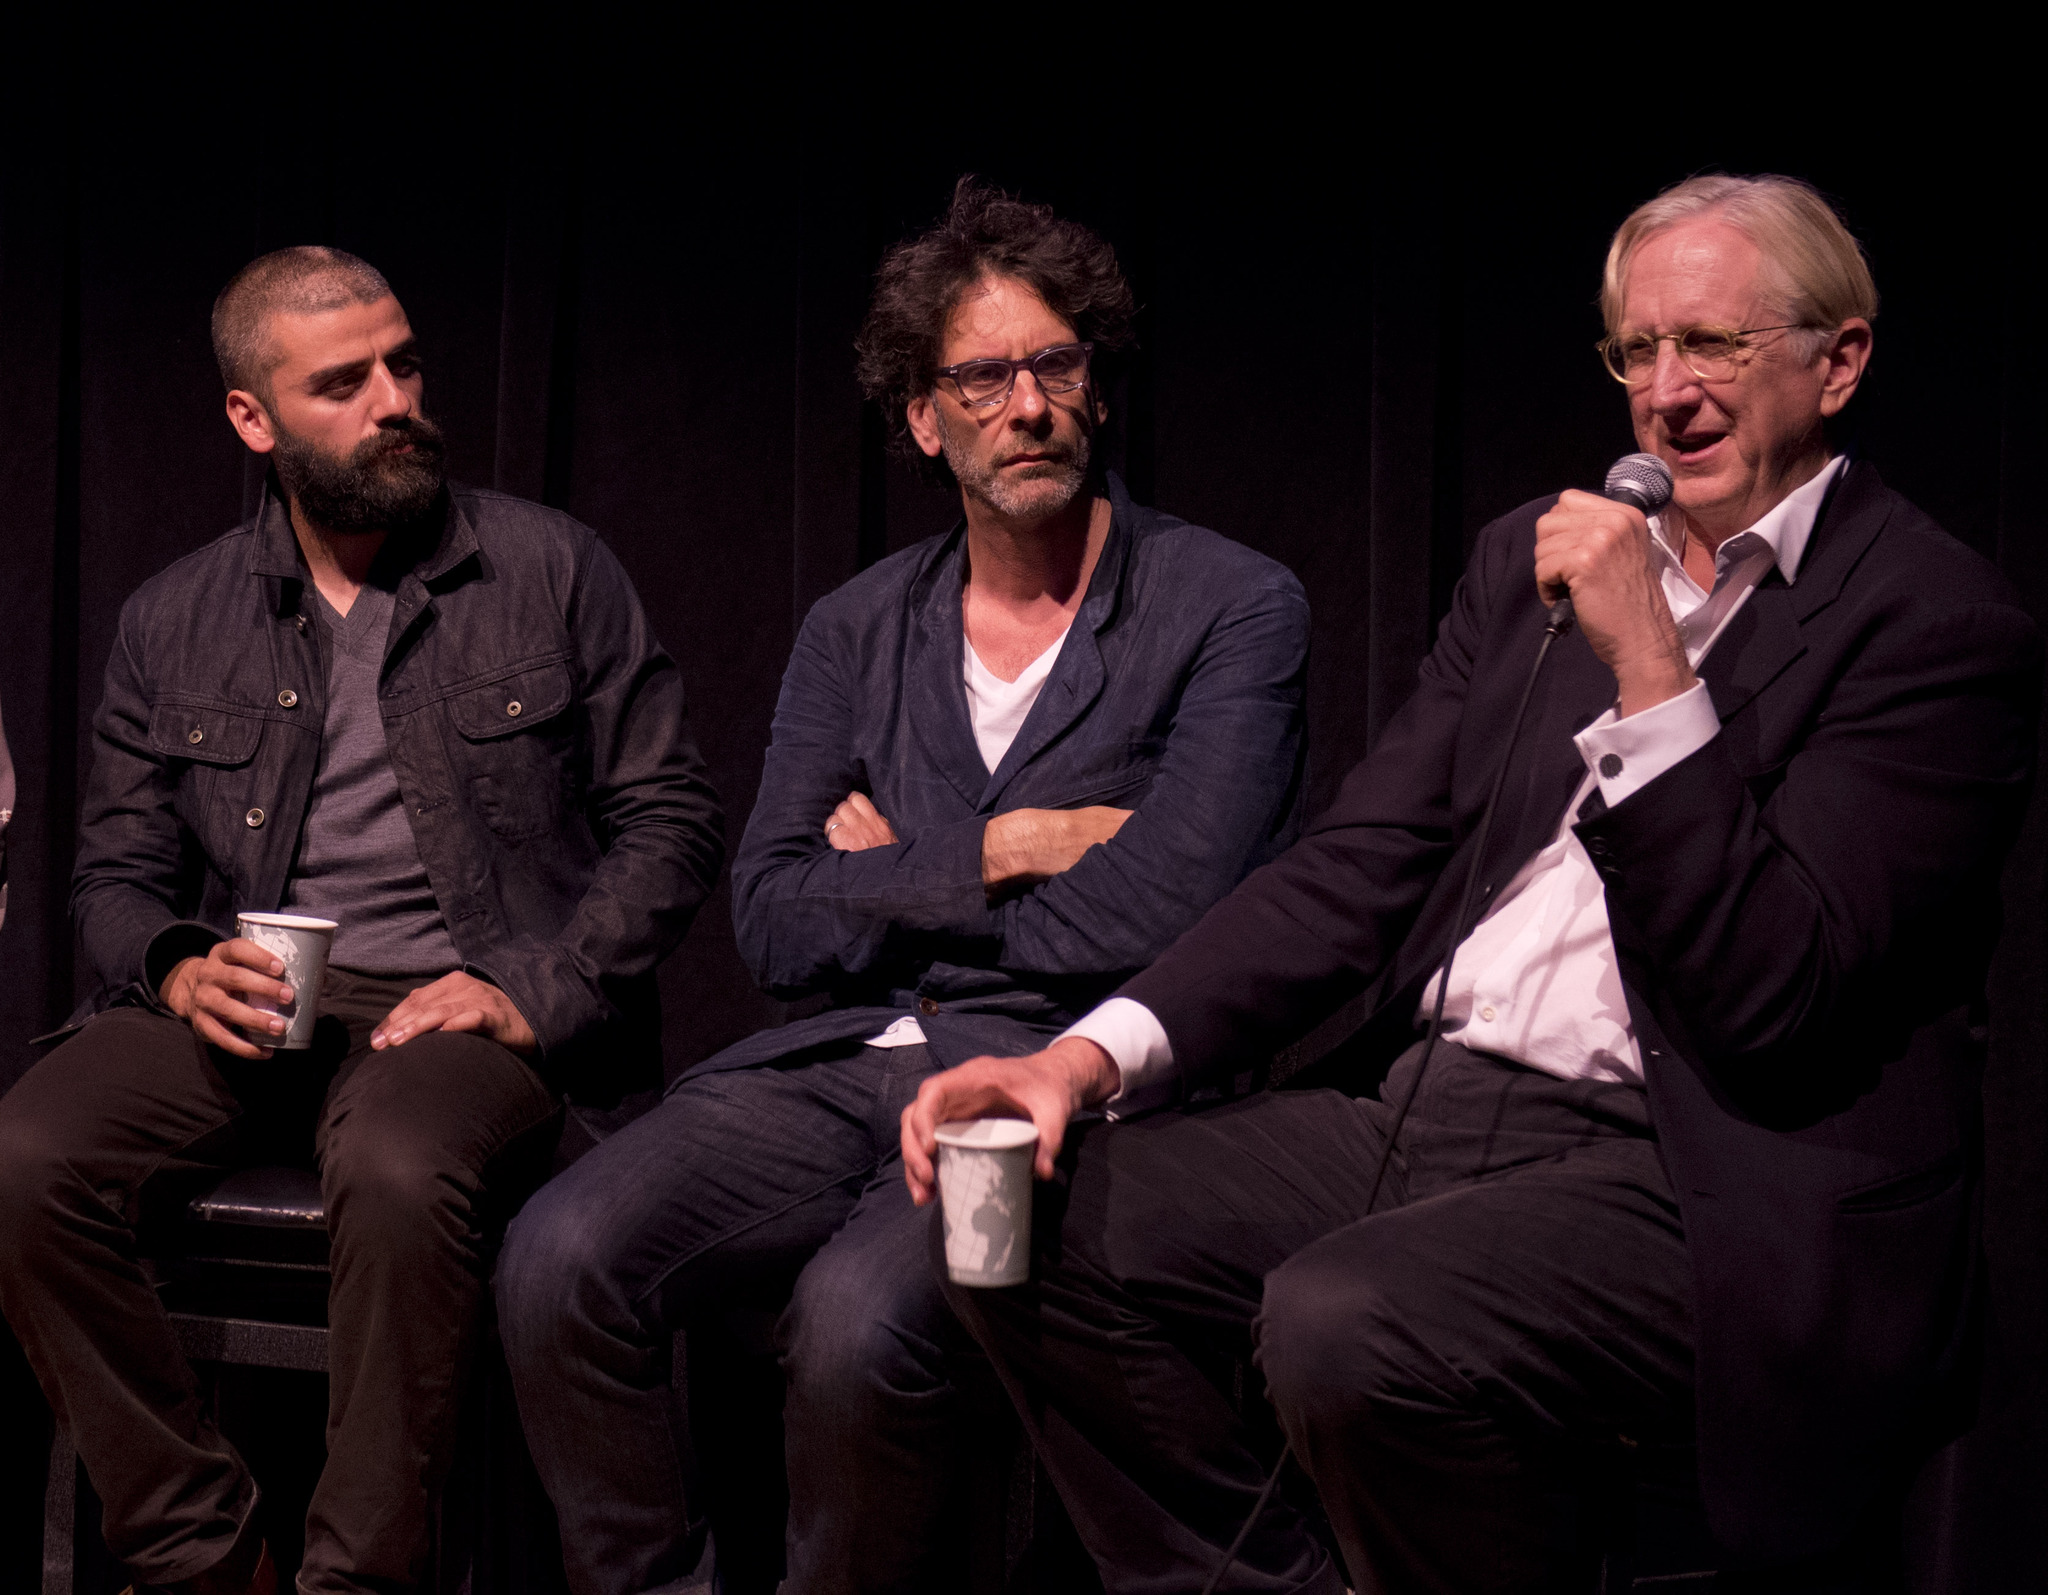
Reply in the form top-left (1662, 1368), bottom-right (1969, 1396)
top-left (67, 483), bottom-right (725, 1099)
top-left (701, 474), bottom-right (1307, 1076)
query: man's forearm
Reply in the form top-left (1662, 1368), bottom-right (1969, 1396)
top-left (981, 807), bottom-right (1130, 894)
top-left (982, 809), bottom-right (1065, 890)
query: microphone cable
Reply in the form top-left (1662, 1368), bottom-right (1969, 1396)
top-left (1201, 452), bottom-right (1667, 1589)
top-left (1198, 594), bottom-right (1577, 1595)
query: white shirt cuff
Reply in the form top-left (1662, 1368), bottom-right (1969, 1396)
top-left (1061, 997), bottom-right (1175, 1118)
top-left (1573, 680), bottom-right (1720, 809)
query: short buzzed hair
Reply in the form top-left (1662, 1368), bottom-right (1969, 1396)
top-left (211, 246), bottom-right (392, 400)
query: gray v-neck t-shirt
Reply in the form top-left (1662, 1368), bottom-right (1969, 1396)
top-left (281, 584), bottom-right (461, 977)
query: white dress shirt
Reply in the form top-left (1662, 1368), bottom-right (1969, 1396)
top-left (866, 627), bottom-right (1071, 1050)
top-left (1069, 458), bottom-right (1845, 1098)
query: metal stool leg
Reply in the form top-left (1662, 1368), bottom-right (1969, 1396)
top-left (43, 1426), bottom-right (74, 1595)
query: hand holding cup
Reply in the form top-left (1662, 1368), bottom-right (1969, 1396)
top-left (899, 1036), bottom-right (1121, 1204)
top-left (160, 938), bottom-right (300, 1059)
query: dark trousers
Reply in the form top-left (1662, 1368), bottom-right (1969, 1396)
top-left (941, 1040), bottom-right (1695, 1595)
top-left (0, 972), bottom-right (559, 1593)
top-left (498, 1040), bottom-right (970, 1595)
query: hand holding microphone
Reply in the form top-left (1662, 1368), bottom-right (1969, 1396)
top-left (1535, 453), bottom-right (1695, 717)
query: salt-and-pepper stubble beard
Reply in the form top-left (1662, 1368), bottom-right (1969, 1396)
top-left (935, 390), bottom-right (1094, 524)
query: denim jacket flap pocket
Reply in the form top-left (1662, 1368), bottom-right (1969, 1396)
top-left (148, 702), bottom-right (264, 767)
top-left (449, 659), bottom-right (573, 741)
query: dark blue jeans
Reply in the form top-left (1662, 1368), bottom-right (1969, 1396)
top-left (497, 1040), bottom-right (962, 1595)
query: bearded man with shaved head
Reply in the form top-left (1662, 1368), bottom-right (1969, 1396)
top-left (0, 247), bottom-right (724, 1595)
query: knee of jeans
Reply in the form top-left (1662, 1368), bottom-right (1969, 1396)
top-left (1256, 1237), bottom-right (1443, 1427)
top-left (783, 1244), bottom-right (946, 1407)
top-left (496, 1176), bottom-right (636, 1356)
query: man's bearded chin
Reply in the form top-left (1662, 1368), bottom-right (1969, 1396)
top-left (943, 420), bottom-right (1093, 522)
top-left (271, 415), bottom-right (448, 534)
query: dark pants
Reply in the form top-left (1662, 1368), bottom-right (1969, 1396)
top-left (498, 1040), bottom-right (969, 1595)
top-left (942, 1041), bottom-right (1695, 1595)
top-left (0, 972), bottom-right (559, 1593)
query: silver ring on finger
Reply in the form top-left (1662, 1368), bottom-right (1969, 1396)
top-left (826, 820), bottom-right (843, 833)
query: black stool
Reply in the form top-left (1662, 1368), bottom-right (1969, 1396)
top-left (43, 1166), bottom-right (329, 1594)
top-left (42, 1165), bottom-right (574, 1595)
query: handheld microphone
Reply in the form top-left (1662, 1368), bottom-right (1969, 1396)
top-left (1544, 451), bottom-right (1676, 636)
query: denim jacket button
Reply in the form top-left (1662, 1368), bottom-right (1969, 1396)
top-left (245, 808), bottom-right (266, 828)
top-left (187, 727), bottom-right (204, 745)
top-left (506, 700), bottom-right (523, 718)
top-left (277, 689), bottom-right (299, 709)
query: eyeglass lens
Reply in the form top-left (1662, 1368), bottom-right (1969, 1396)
top-left (950, 345), bottom-right (1091, 405)
top-left (1606, 327), bottom-right (1748, 382)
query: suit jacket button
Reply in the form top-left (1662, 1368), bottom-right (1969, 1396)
top-left (919, 997), bottom-right (940, 1017)
top-left (245, 808), bottom-right (266, 828)
top-left (277, 689), bottom-right (299, 709)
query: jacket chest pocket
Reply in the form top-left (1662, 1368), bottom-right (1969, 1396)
top-left (447, 660), bottom-right (576, 841)
top-left (149, 703), bottom-right (269, 855)
top-left (1020, 739), bottom-right (1165, 810)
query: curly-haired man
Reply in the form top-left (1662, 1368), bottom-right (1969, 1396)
top-left (497, 179), bottom-right (1313, 1594)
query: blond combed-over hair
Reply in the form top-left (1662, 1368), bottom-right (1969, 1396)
top-left (1601, 174), bottom-right (1879, 351)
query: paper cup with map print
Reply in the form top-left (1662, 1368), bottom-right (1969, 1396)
top-left (234, 913), bottom-right (338, 1050)
top-left (935, 1118), bottom-right (1039, 1287)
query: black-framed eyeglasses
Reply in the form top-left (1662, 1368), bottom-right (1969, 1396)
top-left (933, 342), bottom-right (1094, 408)
top-left (1597, 323), bottom-right (1811, 384)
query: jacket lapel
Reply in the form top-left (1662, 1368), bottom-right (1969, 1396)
top-left (1699, 459), bottom-right (1885, 725)
top-left (978, 615), bottom-right (1109, 810)
top-left (906, 530), bottom-right (998, 810)
top-left (1488, 624), bottom-right (1620, 880)
top-left (1700, 579), bottom-right (1804, 725)
top-left (975, 487), bottom-right (1131, 810)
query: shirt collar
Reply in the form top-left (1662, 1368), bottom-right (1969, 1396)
top-left (245, 472), bottom-right (474, 586)
top-left (1651, 454), bottom-right (1845, 588)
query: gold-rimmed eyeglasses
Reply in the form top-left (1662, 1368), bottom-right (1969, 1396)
top-left (1597, 323), bottom-right (1809, 385)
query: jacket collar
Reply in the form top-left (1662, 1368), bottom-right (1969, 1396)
top-left (1648, 453), bottom-right (1844, 593)
top-left (905, 472), bottom-right (1138, 813)
top-left (244, 475), bottom-right (479, 592)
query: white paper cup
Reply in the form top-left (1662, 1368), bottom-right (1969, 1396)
top-left (234, 913), bottom-right (338, 1050)
top-left (935, 1118), bottom-right (1039, 1288)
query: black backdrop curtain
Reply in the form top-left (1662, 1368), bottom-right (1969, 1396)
top-left (0, 48), bottom-right (2039, 1590)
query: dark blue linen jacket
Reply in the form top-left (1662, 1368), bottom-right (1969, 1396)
top-left (63, 483), bottom-right (725, 1103)
top-left (693, 474), bottom-right (1309, 1078)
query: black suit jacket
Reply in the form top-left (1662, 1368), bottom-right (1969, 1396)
top-left (1121, 461), bottom-right (2043, 1559)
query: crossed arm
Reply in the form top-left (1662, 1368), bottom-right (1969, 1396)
top-left (824, 789), bottom-right (1131, 893)
top-left (735, 567), bottom-right (1308, 998)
